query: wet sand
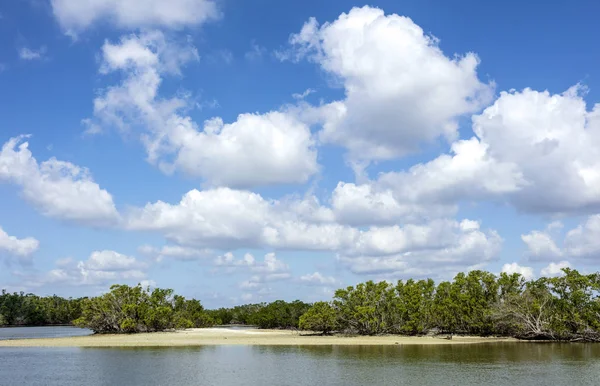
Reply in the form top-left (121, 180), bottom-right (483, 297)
top-left (0, 328), bottom-right (517, 347)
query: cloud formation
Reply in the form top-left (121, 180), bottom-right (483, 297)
top-left (19, 46), bottom-right (47, 61)
top-left (0, 226), bottom-right (39, 259)
top-left (51, 0), bottom-right (219, 35)
top-left (0, 136), bottom-right (119, 226)
top-left (89, 31), bottom-right (318, 188)
top-left (283, 6), bottom-right (493, 164)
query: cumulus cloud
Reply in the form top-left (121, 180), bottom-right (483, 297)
top-left (125, 187), bottom-right (502, 277)
top-left (521, 230), bottom-right (563, 261)
top-left (563, 215), bottom-right (600, 259)
top-left (138, 244), bottom-right (210, 262)
top-left (213, 252), bottom-right (291, 291)
top-left (0, 226), bottom-right (39, 260)
top-left (88, 31), bottom-right (318, 188)
top-left (0, 136), bottom-right (119, 225)
top-left (540, 261), bottom-right (571, 277)
top-left (331, 182), bottom-right (456, 226)
top-left (215, 252), bottom-right (290, 279)
top-left (370, 86), bottom-right (600, 215)
top-left (23, 250), bottom-right (147, 288)
top-left (51, 0), bottom-right (219, 35)
top-left (299, 272), bottom-right (337, 286)
top-left (139, 279), bottom-right (157, 288)
top-left (470, 86), bottom-right (600, 213)
top-left (282, 6), bottom-right (493, 164)
top-left (522, 215), bottom-right (600, 262)
top-left (337, 219), bottom-right (502, 278)
top-left (501, 262), bottom-right (534, 280)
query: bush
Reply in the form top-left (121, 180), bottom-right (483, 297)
top-left (299, 302), bottom-right (337, 334)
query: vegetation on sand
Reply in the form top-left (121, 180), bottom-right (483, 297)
top-left (2, 268), bottom-right (600, 341)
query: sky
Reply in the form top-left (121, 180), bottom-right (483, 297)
top-left (1, 0), bottom-right (600, 307)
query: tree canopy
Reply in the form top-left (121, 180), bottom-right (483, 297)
top-left (298, 268), bottom-right (600, 341)
top-left (3, 268), bottom-right (600, 341)
top-left (0, 290), bottom-right (83, 327)
top-left (73, 284), bottom-right (218, 333)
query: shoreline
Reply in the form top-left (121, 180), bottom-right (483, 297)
top-left (0, 328), bottom-right (519, 347)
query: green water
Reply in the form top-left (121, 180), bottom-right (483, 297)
top-left (1, 343), bottom-right (599, 385)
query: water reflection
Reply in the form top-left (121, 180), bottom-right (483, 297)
top-left (0, 326), bottom-right (91, 340)
top-left (1, 343), bottom-right (599, 386)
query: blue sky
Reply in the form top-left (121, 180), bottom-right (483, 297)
top-left (1, 0), bottom-right (600, 307)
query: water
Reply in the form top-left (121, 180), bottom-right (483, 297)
top-left (0, 326), bottom-right (92, 340)
top-left (1, 343), bottom-right (599, 385)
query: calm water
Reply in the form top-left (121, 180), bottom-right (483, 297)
top-left (1, 343), bottom-right (600, 385)
top-left (0, 326), bottom-right (91, 340)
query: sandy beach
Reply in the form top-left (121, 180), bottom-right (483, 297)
top-left (0, 328), bottom-right (517, 347)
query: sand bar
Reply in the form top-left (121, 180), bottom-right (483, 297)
top-left (0, 328), bottom-right (518, 347)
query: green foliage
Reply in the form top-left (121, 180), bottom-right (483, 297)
top-left (494, 269), bottom-right (600, 340)
top-left (248, 300), bottom-right (311, 329)
top-left (0, 290), bottom-right (83, 327)
top-left (73, 284), bottom-right (216, 333)
top-left (299, 302), bottom-right (337, 334)
top-left (395, 279), bottom-right (435, 335)
top-left (5, 268), bottom-right (600, 342)
top-left (320, 268), bottom-right (600, 341)
top-left (334, 281), bottom-right (397, 335)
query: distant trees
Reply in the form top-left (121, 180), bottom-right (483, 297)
top-left (4, 268), bottom-right (600, 342)
top-left (494, 269), bottom-right (600, 341)
top-left (0, 290), bottom-right (83, 327)
top-left (73, 284), bottom-right (218, 333)
top-left (298, 268), bottom-right (600, 341)
top-left (299, 302), bottom-right (337, 334)
top-left (204, 301), bottom-right (311, 329)
top-left (247, 300), bottom-right (311, 329)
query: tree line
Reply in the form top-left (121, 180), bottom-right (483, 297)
top-left (299, 268), bottom-right (600, 341)
top-left (207, 300), bottom-right (311, 329)
top-left (3, 268), bottom-right (599, 341)
top-left (72, 284), bottom-right (218, 333)
top-left (0, 285), bottom-right (310, 333)
top-left (0, 290), bottom-right (84, 326)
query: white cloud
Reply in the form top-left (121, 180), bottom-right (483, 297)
top-left (214, 252), bottom-right (291, 291)
top-left (51, 0), bottom-right (219, 35)
top-left (126, 187), bottom-right (501, 278)
top-left (371, 85), bottom-right (600, 215)
top-left (563, 215), bottom-right (600, 259)
top-left (138, 244), bottom-right (210, 262)
top-left (89, 31), bottom-right (318, 188)
top-left (522, 215), bottom-right (600, 262)
top-left (376, 138), bottom-right (523, 205)
top-left (292, 88), bottom-right (315, 100)
top-left (300, 272), bottom-right (337, 286)
top-left (541, 261), bottom-right (571, 277)
top-left (283, 6), bottom-right (493, 163)
top-left (23, 250), bottom-right (147, 288)
top-left (331, 182), bottom-right (455, 226)
top-left (19, 46), bottom-right (46, 61)
top-left (501, 262), bottom-right (534, 280)
top-left (0, 136), bottom-right (119, 225)
top-left (84, 250), bottom-right (140, 271)
top-left (338, 219), bottom-right (502, 278)
top-left (0, 226), bottom-right (39, 258)
top-left (215, 252), bottom-right (289, 279)
top-left (521, 231), bottom-right (563, 261)
top-left (139, 279), bottom-right (157, 288)
top-left (470, 86), bottom-right (600, 213)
